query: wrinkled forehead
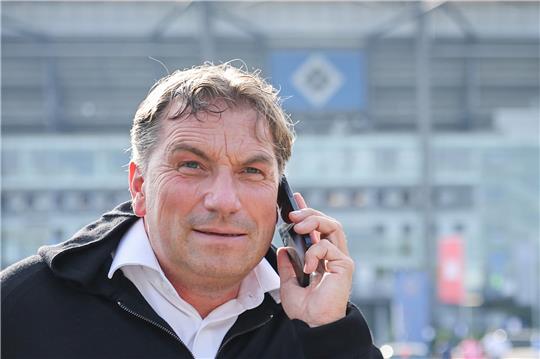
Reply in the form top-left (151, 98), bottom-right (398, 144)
top-left (163, 98), bottom-right (275, 145)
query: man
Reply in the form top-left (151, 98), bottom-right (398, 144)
top-left (2, 64), bottom-right (382, 358)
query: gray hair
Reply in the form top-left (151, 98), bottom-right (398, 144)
top-left (130, 63), bottom-right (295, 175)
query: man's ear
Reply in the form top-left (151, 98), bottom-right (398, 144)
top-left (129, 161), bottom-right (146, 217)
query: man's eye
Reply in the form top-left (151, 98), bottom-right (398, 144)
top-left (244, 167), bottom-right (262, 174)
top-left (181, 161), bottom-right (200, 169)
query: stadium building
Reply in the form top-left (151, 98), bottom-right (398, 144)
top-left (2, 1), bottom-right (539, 343)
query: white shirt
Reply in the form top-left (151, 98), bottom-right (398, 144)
top-left (108, 219), bottom-right (281, 359)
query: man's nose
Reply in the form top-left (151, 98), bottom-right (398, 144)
top-left (203, 170), bottom-right (242, 215)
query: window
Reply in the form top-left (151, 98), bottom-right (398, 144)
top-left (373, 224), bottom-right (386, 236)
top-left (1, 150), bottom-right (18, 177)
top-left (402, 223), bottom-right (412, 236)
top-left (434, 148), bottom-right (472, 172)
top-left (327, 190), bottom-right (351, 208)
top-left (453, 222), bottom-right (465, 234)
top-left (32, 150), bottom-right (94, 176)
top-left (354, 189), bottom-right (377, 208)
top-left (374, 148), bottom-right (398, 173)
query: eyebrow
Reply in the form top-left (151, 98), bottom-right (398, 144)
top-left (241, 153), bottom-right (275, 168)
top-left (170, 144), bottom-right (211, 162)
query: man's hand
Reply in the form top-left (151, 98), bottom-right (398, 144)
top-left (277, 193), bottom-right (354, 328)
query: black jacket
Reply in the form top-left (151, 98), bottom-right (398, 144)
top-left (1, 202), bottom-right (383, 359)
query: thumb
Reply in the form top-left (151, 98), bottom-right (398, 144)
top-left (276, 247), bottom-right (297, 285)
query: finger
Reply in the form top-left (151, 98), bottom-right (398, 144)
top-left (289, 208), bottom-right (328, 223)
top-left (292, 193), bottom-right (320, 243)
top-left (289, 203), bottom-right (345, 245)
top-left (276, 247), bottom-right (298, 285)
top-left (304, 240), bottom-right (354, 275)
top-left (293, 215), bottom-right (340, 236)
top-left (293, 192), bottom-right (308, 209)
top-left (293, 216), bottom-right (348, 255)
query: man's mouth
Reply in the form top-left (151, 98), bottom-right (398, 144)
top-left (193, 229), bottom-right (247, 237)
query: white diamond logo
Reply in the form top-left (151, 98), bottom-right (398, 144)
top-left (292, 54), bottom-right (344, 108)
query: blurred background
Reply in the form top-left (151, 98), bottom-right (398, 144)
top-left (1, 1), bottom-right (539, 357)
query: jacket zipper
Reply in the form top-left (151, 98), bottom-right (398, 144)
top-left (116, 300), bottom-right (195, 359)
top-left (215, 314), bottom-right (274, 358)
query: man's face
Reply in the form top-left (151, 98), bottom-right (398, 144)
top-left (129, 101), bottom-right (280, 287)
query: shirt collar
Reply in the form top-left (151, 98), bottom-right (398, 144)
top-left (108, 218), bottom-right (161, 278)
top-left (108, 218), bottom-right (281, 303)
top-left (252, 255), bottom-right (281, 303)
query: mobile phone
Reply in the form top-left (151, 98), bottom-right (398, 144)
top-left (277, 176), bottom-right (312, 287)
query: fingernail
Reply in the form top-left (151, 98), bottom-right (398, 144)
top-left (290, 210), bottom-right (301, 216)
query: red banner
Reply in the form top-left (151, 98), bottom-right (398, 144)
top-left (437, 235), bottom-right (465, 305)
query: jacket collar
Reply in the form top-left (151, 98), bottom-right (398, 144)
top-left (38, 201), bottom-right (139, 286)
